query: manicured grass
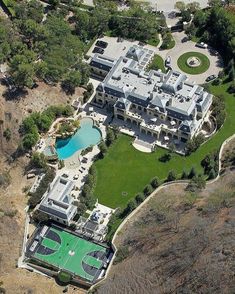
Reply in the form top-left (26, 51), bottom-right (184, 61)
top-left (94, 81), bottom-right (235, 209)
top-left (177, 51), bottom-right (210, 75)
top-left (147, 35), bottom-right (160, 47)
top-left (147, 54), bottom-right (166, 73)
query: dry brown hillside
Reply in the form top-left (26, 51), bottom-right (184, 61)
top-left (0, 80), bottom-right (84, 293)
top-left (94, 172), bottom-right (235, 294)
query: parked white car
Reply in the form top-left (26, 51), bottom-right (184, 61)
top-left (196, 42), bottom-right (208, 49)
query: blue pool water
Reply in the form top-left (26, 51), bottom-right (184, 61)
top-left (55, 118), bottom-right (102, 160)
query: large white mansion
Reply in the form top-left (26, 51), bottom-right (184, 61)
top-left (90, 45), bottom-right (213, 145)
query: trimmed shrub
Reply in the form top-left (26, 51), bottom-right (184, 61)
top-left (135, 192), bottom-right (145, 204)
top-left (144, 184), bottom-right (153, 196)
top-left (167, 170), bottom-right (176, 182)
top-left (151, 177), bottom-right (160, 189)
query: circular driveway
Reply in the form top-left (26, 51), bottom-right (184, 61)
top-left (157, 32), bottom-right (223, 84)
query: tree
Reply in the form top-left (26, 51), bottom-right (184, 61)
top-left (181, 10), bottom-right (192, 22)
top-left (167, 170), bottom-right (176, 182)
top-left (181, 170), bottom-right (188, 179)
top-left (135, 192), bottom-right (145, 204)
top-left (186, 175), bottom-right (206, 192)
top-left (22, 130), bottom-right (39, 149)
top-left (49, 0), bottom-right (60, 9)
top-left (99, 141), bottom-right (108, 158)
top-left (32, 210), bottom-right (49, 223)
top-left (188, 167), bottom-right (197, 179)
top-left (144, 184), bottom-right (153, 196)
top-left (186, 2), bottom-right (200, 13)
top-left (151, 177), bottom-right (159, 189)
top-left (62, 71), bottom-right (81, 94)
top-left (12, 63), bottom-right (35, 88)
top-left (106, 128), bottom-right (115, 146)
top-left (175, 1), bottom-right (186, 11)
top-left (125, 199), bottom-right (137, 214)
top-left (208, 169), bottom-right (216, 179)
top-left (30, 152), bottom-right (47, 169)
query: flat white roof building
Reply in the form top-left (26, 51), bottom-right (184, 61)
top-left (39, 176), bottom-right (77, 225)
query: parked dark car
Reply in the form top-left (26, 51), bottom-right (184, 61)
top-left (95, 40), bottom-right (108, 48)
top-left (206, 75), bottom-right (216, 82)
top-left (181, 36), bottom-right (188, 43)
top-left (92, 46), bottom-right (104, 54)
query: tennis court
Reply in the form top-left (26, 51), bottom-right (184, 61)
top-left (30, 225), bottom-right (109, 282)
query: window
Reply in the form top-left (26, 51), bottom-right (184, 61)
top-left (98, 92), bottom-right (102, 97)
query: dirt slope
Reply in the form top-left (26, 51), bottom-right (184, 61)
top-left (95, 173), bottom-right (235, 294)
top-left (0, 81), bottom-right (85, 293)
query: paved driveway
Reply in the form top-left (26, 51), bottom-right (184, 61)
top-left (157, 31), bottom-right (223, 84)
top-left (136, 0), bottom-right (208, 12)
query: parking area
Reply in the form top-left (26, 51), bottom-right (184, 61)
top-left (86, 36), bottom-right (158, 61)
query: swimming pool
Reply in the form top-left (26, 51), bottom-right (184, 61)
top-left (55, 118), bottom-right (102, 160)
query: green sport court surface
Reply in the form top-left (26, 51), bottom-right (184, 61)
top-left (30, 226), bottom-right (110, 282)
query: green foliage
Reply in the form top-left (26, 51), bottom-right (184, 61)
top-left (211, 95), bottom-right (226, 129)
top-left (159, 153), bottom-right (171, 162)
top-left (124, 198), bottom-right (137, 215)
top-left (81, 146), bottom-right (93, 156)
top-left (99, 141), bottom-right (108, 158)
top-left (181, 170), bottom-right (188, 179)
top-left (106, 127), bottom-right (117, 146)
top-left (188, 167), bottom-right (197, 179)
top-left (201, 150), bottom-right (219, 176)
top-left (192, 6), bottom-right (235, 62)
top-left (147, 54), bottom-right (166, 73)
top-left (30, 152), bottom-right (47, 169)
top-left (109, 4), bottom-right (159, 42)
top-left (151, 177), bottom-right (159, 189)
top-left (167, 170), bottom-right (176, 182)
top-left (144, 184), bottom-right (153, 196)
top-left (186, 133), bottom-right (205, 155)
top-left (62, 70), bottom-right (81, 95)
top-left (135, 192), bottom-right (145, 204)
top-left (186, 175), bottom-right (206, 192)
top-left (160, 32), bottom-right (175, 50)
top-left (32, 210), bottom-right (49, 223)
top-left (58, 271), bottom-right (72, 283)
top-left (21, 105), bottom-right (73, 150)
top-left (28, 168), bottom-right (55, 208)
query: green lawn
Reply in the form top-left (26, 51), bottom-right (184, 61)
top-left (177, 52), bottom-right (210, 75)
top-left (94, 82), bottom-right (235, 209)
top-left (147, 54), bottom-right (166, 73)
